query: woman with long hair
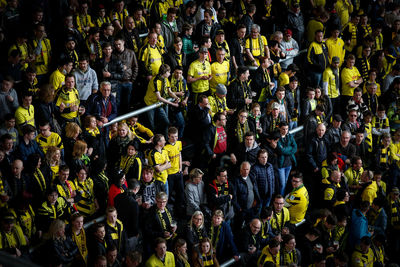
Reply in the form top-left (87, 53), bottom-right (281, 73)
top-left (70, 140), bottom-right (90, 175)
top-left (64, 122), bottom-right (82, 165)
top-left (174, 238), bottom-right (190, 267)
top-left (42, 146), bottom-right (62, 184)
top-left (192, 237), bottom-right (219, 267)
top-left (107, 122), bottom-right (138, 169)
top-left (117, 140), bottom-right (143, 180)
top-left (34, 84), bottom-right (59, 133)
top-left (44, 219), bottom-right (78, 267)
top-left (185, 210), bottom-right (208, 255)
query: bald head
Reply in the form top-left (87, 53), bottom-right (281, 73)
top-left (250, 218), bottom-right (261, 234)
top-left (12, 159), bottom-right (24, 177)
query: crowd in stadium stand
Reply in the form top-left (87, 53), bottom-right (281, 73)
top-left (1, 0), bottom-right (400, 266)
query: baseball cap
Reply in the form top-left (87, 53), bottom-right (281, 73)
top-left (332, 114), bottom-right (343, 122)
top-left (216, 84), bottom-right (227, 95)
top-left (271, 102), bottom-right (280, 110)
top-left (332, 56), bottom-right (340, 64)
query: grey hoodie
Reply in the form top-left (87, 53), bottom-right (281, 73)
top-left (73, 65), bottom-right (99, 101)
top-left (0, 87), bottom-right (19, 121)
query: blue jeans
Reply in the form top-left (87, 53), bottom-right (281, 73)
top-left (278, 166), bottom-right (292, 195)
top-left (289, 120), bottom-right (298, 130)
top-left (146, 105), bottom-right (169, 136)
top-left (118, 82), bottom-right (133, 114)
top-left (173, 111), bottom-right (185, 139)
top-left (164, 180), bottom-right (169, 196)
top-left (308, 71), bottom-right (323, 87)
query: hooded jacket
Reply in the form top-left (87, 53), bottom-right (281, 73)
top-left (73, 65), bottom-right (99, 101)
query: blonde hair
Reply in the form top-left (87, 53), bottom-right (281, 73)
top-left (118, 122), bottom-right (135, 140)
top-left (46, 146), bottom-right (61, 165)
top-left (47, 219), bottom-right (66, 240)
top-left (189, 211), bottom-right (204, 229)
top-left (65, 122), bottom-right (82, 138)
top-left (213, 209), bottom-right (224, 219)
top-left (72, 140), bottom-right (87, 158)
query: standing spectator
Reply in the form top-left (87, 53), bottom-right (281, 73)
top-left (161, 8), bottom-right (179, 52)
top-left (232, 161), bottom-right (260, 230)
top-left (0, 76), bottom-right (19, 122)
top-left (341, 54), bottom-right (363, 108)
top-left (325, 27), bottom-right (345, 67)
top-left (276, 122), bottom-right (297, 195)
top-left (86, 81), bottom-right (118, 129)
top-left (286, 4), bottom-right (305, 47)
top-left (245, 24), bottom-right (269, 67)
top-left (114, 178), bottom-right (141, 252)
top-left (185, 168), bottom-right (207, 217)
top-left (284, 172), bottom-right (309, 224)
top-left (207, 167), bottom-right (235, 222)
top-left (29, 23), bottom-right (51, 83)
top-left (118, 16), bottom-right (140, 54)
top-left (230, 24), bottom-right (247, 72)
top-left (15, 90), bottom-right (35, 135)
top-left (16, 125), bottom-right (43, 162)
top-left (227, 66), bottom-right (253, 112)
top-left (187, 47), bottom-right (212, 103)
top-left (95, 42), bottom-right (124, 111)
top-left (323, 56), bottom-right (341, 112)
top-left (114, 37), bottom-right (138, 114)
top-left (349, 201), bottom-right (372, 248)
top-left (104, 206), bottom-right (127, 259)
top-left (0, 113), bottom-right (18, 146)
top-left (280, 30), bottom-right (299, 70)
top-left (73, 55), bottom-right (99, 106)
top-left (144, 64), bottom-right (179, 136)
top-left (54, 74), bottom-right (85, 126)
top-left (250, 149), bottom-right (275, 207)
top-left (146, 237), bottom-right (175, 267)
top-left (49, 58), bottom-right (73, 92)
top-left (307, 30), bottom-right (329, 87)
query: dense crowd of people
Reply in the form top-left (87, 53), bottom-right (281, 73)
top-left (1, 0), bottom-right (400, 266)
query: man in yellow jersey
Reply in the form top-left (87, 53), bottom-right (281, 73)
top-left (307, 30), bottom-right (329, 87)
top-left (257, 239), bottom-right (280, 266)
top-left (284, 172), bottom-right (309, 224)
top-left (144, 64), bottom-right (179, 135)
top-left (164, 127), bottom-right (188, 215)
top-left (30, 23), bottom-right (51, 84)
top-left (325, 26), bottom-right (345, 67)
top-left (49, 58), bottom-right (74, 92)
top-left (36, 121), bottom-right (64, 155)
top-left (341, 54), bottom-right (363, 108)
top-left (111, 0), bottom-right (129, 33)
top-left (351, 236), bottom-right (374, 267)
top-left (208, 84), bottom-right (232, 117)
top-left (55, 74), bottom-right (85, 126)
top-left (323, 56), bottom-right (341, 111)
top-left (139, 32), bottom-right (163, 81)
top-left (245, 24), bottom-right (269, 66)
top-left (210, 48), bottom-right (230, 93)
top-left (15, 91), bottom-right (35, 135)
top-left (187, 47), bottom-right (212, 103)
top-left (270, 194), bottom-right (291, 239)
top-left (147, 134), bottom-right (172, 195)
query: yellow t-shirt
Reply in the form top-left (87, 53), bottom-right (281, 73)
top-left (245, 35), bottom-right (268, 58)
top-left (210, 61), bottom-right (230, 92)
top-left (49, 69), bottom-right (66, 92)
top-left (164, 141), bottom-right (182, 175)
top-left (325, 37), bottom-right (345, 66)
top-left (31, 38), bottom-right (51, 75)
top-left (147, 149), bottom-right (170, 184)
top-left (188, 59), bottom-right (211, 93)
top-left (286, 185), bottom-right (309, 224)
top-left (36, 132), bottom-right (64, 154)
top-left (341, 66), bottom-right (361, 96)
top-left (144, 76), bottom-right (171, 106)
top-left (55, 88), bottom-right (80, 119)
top-left (322, 67), bottom-right (340, 98)
top-left (15, 105), bottom-right (35, 134)
top-left (140, 45), bottom-right (163, 76)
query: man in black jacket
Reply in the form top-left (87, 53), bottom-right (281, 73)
top-left (227, 66), bottom-right (253, 112)
top-left (95, 42), bottom-right (124, 112)
top-left (114, 178), bottom-right (141, 252)
top-left (232, 161), bottom-right (260, 232)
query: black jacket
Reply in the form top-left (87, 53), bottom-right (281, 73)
top-left (232, 175), bottom-right (260, 213)
top-left (95, 55), bottom-right (124, 85)
top-left (251, 66), bottom-right (272, 101)
top-left (227, 78), bottom-right (253, 111)
top-left (305, 134), bottom-right (329, 170)
top-left (114, 191), bottom-right (140, 238)
top-left (163, 49), bottom-right (187, 73)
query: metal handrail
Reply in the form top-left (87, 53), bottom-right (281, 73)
top-left (102, 98), bottom-right (174, 128)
